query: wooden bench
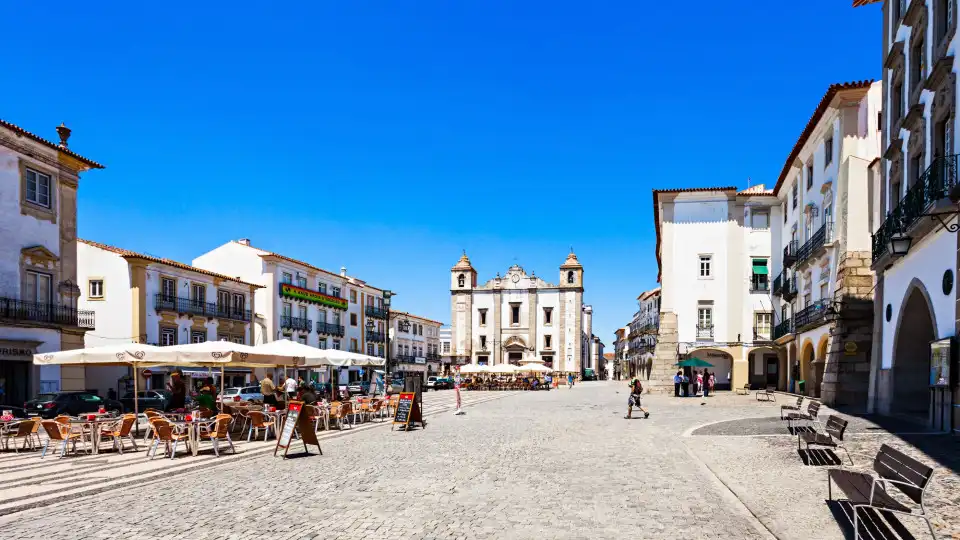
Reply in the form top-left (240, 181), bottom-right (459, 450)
top-left (755, 385), bottom-right (776, 402)
top-left (827, 444), bottom-right (937, 540)
top-left (798, 415), bottom-right (851, 465)
top-left (780, 396), bottom-right (803, 419)
top-left (786, 400), bottom-right (820, 432)
top-left (735, 383), bottom-right (750, 396)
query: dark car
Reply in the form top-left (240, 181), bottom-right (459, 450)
top-left (120, 390), bottom-right (173, 412)
top-left (24, 391), bottom-right (125, 419)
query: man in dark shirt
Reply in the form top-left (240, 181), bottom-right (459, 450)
top-left (169, 370), bottom-right (186, 410)
top-left (299, 385), bottom-right (318, 405)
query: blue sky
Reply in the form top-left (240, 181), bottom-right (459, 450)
top-left (5, 1), bottom-right (881, 344)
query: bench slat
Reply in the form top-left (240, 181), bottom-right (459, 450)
top-left (873, 444), bottom-right (933, 505)
top-left (829, 469), bottom-right (910, 512)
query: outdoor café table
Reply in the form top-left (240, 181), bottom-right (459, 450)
top-left (69, 416), bottom-right (117, 454)
top-left (261, 409), bottom-right (287, 438)
top-left (170, 418), bottom-right (214, 456)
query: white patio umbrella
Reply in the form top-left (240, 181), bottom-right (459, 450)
top-left (252, 339), bottom-right (348, 367)
top-left (490, 364), bottom-right (518, 374)
top-left (459, 364), bottom-right (488, 374)
top-left (521, 363), bottom-right (553, 373)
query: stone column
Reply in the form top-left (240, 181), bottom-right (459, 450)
top-left (822, 251), bottom-right (874, 410)
top-left (650, 311), bottom-right (678, 392)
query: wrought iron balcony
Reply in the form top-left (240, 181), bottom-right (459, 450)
top-left (782, 276), bottom-right (798, 300)
top-left (316, 321), bottom-right (345, 337)
top-left (0, 297), bottom-right (95, 329)
top-left (426, 352), bottom-right (441, 361)
top-left (773, 318), bottom-right (793, 340)
top-left (154, 294), bottom-right (251, 322)
top-left (366, 330), bottom-right (386, 342)
top-left (796, 222), bottom-right (833, 266)
top-left (365, 306), bottom-right (388, 319)
top-left (750, 280), bottom-right (770, 293)
top-left (772, 273), bottom-right (783, 296)
top-left (872, 154), bottom-right (960, 262)
top-left (783, 240), bottom-right (799, 267)
top-left (280, 316), bottom-right (312, 332)
top-left (795, 299), bottom-right (831, 331)
top-left (695, 324), bottom-right (713, 341)
top-left (396, 354), bottom-right (415, 363)
top-left (753, 327), bottom-right (772, 342)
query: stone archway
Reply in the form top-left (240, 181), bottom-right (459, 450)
top-left (892, 280), bottom-right (938, 419)
top-left (800, 340), bottom-right (815, 396)
top-left (747, 347), bottom-right (778, 389)
top-left (812, 335), bottom-right (830, 399)
top-left (788, 342), bottom-right (798, 393)
top-left (687, 348), bottom-right (733, 390)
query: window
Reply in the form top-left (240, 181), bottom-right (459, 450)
top-left (282, 272), bottom-right (293, 285)
top-left (480, 335), bottom-right (487, 350)
top-left (161, 278), bottom-right (176, 300)
top-left (457, 274), bottom-right (465, 287)
top-left (750, 211), bottom-right (769, 229)
top-left (806, 164), bottom-right (814, 189)
top-left (792, 181), bottom-right (798, 208)
top-left (544, 335), bottom-right (552, 349)
top-left (24, 168), bottom-right (51, 208)
top-left (350, 290), bottom-right (357, 303)
top-left (350, 313), bottom-right (358, 326)
top-left (751, 259), bottom-right (769, 291)
top-left (296, 275), bottom-right (307, 289)
top-left (893, 0), bottom-right (904, 20)
top-left (782, 202), bottom-right (787, 223)
top-left (25, 271), bottom-right (52, 304)
top-left (824, 136), bottom-right (833, 166)
top-left (911, 39), bottom-right (923, 90)
top-left (543, 307), bottom-right (553, 325)
top-left (443, 342), bottom-right (450, 353)
top-left (803, 293), bottom-right (812, 308)
top-left (823, 195), bottom-right (833, 227)
top-left (282, 302), bottom-right (292, 318)
top-left (191, 284), bottom-right (205, 304)
top-left (891, 75), bottom-right (903, 123)
top-left (697, 307), bottom-right (712, 328)
top-left (910, 154), bottom-right (922, 186)
top-left (298, 305), bottom-right (307, 320)
top-left (333, 312), bottom-right (341, 325)
top-left (231, 335), bottom-right (244, 344)
top-left (479, 309), bottom-right (487, 326)
top-left (218, 333), bottom-right (228, 342)
top-left (231, 293), bottom-right (244, 314)
top-left (88, 279), bottom-right (104, 299)
top-left (367, 343), bottom-right (374, 355)
top-left (331, 286), bottom-right (341, 298)
top-left (190, 331), bottom-right (206, 344)
top-left (418, 324), bottom-right (423, 336)
top-left (160, 327), bottom-right (177, 346)
top-left (755, 313), bottom-right (772, 339)
top-left (318, 339), bottom-right (327, 349)
top-left (891, 176), bottom-right (902, 207)
top-left (318, 309), bottom-right (327, 323)
top-left (699, 255), bottom-right (712, 278)
top-left (298, 335), bottom-right (307, 345)
top-left (319, 282), bottom-right (327, 295)
top-left (511, 305), bottom-right (520, 325)
top-left (567, 271), bottom-right (575, 284)
top-left (333, 339), bottom-right (341, 350)
top-left (217, 290), bottom-right (230, 310)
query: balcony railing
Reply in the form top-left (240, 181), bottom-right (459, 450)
top-left (396, 354), bottom-right (415, 363)
top-left (0, 297), bottom-right (95, 329)
top-left (795, 299), bottom-right (831, 331)
top-left (782, 277), bottom-right (798, 300)
top-left (426, 352), bottom-right (440, 361)
top-left (753, 327), bottom-right (772, 342)
top-left (773, 318), bottom-right (793, 340)
top-left (365, 306), bottom-right (388, 319)
top-left (280, 316), bottom-right (312, 332)
top-left (316, 321), bottom-right (345, 337)
top-left (796, 222), bottom-right (832, 266)
top-left (154, 294), bottom-right (251, 322)
top-left (783, 240), bottom-right (799, 267)
top-left (366, 330), bottom-right (386, 342)
top-left (772, 273), bottom-right (783, 296)
top-left (695, 324), bottom-right (714, 341)
top-left (872, 154), bottom-right (960, 262)
top-left (750, 280), bottom-right (770, 293)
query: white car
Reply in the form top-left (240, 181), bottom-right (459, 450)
top-left (217, 386), bottom-right (263, 404)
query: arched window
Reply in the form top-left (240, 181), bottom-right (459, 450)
top-left (567, 271), bottom-right (575, 284)
top-left (457, 274), bottom-right (465, 287)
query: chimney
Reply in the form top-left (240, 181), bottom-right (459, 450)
top-left (56, 123), bottom-right (71, 148)
top-left (340, 266), bottom-right (347, 277)
top-left (238, 238), bottom-right (250, 246)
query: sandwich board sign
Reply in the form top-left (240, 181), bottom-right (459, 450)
top-left (273, 400), bottom-right (322, 457)
top-left (392, 391), bottom-right (425, 431)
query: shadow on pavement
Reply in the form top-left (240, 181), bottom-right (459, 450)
top-left (826, 500), bottom-right (916, 540)
top-left (797, 448), bottom-right (841, 467)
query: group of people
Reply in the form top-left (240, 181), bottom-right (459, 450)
top-left (672, 369), bottom-right (714, 397)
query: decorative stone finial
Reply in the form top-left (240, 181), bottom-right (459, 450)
top-left (56, 123), bottom-right (71, 148)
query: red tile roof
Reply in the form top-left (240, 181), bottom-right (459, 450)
top-left (652, 186), bottom-right (739, 283)
top-left (389, 311), bottom-right (445, 326)
top-left (852, 0), bottom-right (881, 7)
top-left (79, 239), bottom-right (263, 288)
top-left (0, 119), bottom-right (104, 169)
top-left (772, 80), bottom-right (875, 197)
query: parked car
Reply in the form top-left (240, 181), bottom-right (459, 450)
top-left (347, 381), bottom-right (371, 395)
top-left (426, 376), bottom-right (451, 390)
top-left (24, 391), bottom-right (124, 419)
top-left (217, 386), bottom-right (263, 404)
top-left (389, 379), bottom-right (404, 393)
top-left (120, 390), bottom-right (172, 412)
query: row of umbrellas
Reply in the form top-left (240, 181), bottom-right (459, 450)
top-left (459, 363), bottom-right (553, 375)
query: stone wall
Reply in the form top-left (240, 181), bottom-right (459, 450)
top-left (648, 312), bottom-right (678, 392)
top-left (821, 251), bottom-right (873, 409)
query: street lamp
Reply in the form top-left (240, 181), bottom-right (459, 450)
top-left (887, 232), bottom-right (912, 257)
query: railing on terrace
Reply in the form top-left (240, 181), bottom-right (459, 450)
top-left (773, 318), bottom-right (793, 340)
top-left (753, 327), bottom-right (772, 342)
top-left (772, 273), bottom-right (783, 296)
top-left (872, 154), bottom-right (959, 262)
top-left (0, 297), bottom-right (95, 329)
top-left (280, 316), bottom-right (312, 332)
top-left (750, 280), bottom-right (770, 293)
top-left (366, 330), bottom-right (386, 342)
top-left (154, 294), bottom-right (251, 322)
top-left (783, 240), bottom-right (799, 267)
top-left (795, 299), bottom-right (831, 330)
top-left (695, 324), bottom-right (713, 341)
top-left (796, 222), bottom-right (833, 265)
top-left (365, 306), bottom-right (388, 319)
top-left (316, 321), bottom-right (345, 336)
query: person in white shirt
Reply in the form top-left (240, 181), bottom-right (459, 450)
top-left (284, 376), bottom-right (297, 399)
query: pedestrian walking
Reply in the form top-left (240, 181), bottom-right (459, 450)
top-left (624, 379), bottom-right (650, 419)
top-left (567, 373), bottom-right (574, 389)
top-left (703, 369), bottom-right (711, 397)
top-left (681, 371), bottom-right (690, 397)
top-left (168, 369), bottom-right (186, 410)
top-left (673, 370), bottom-right (682, 397)
top-left (708, 371), bottom-right (716, 396)
top-left (696, 370), bottom-right (704, 397)
top-left (453, 368), bottom-right (464, 415)
top-left (284, 374), bottom-right (297, 400)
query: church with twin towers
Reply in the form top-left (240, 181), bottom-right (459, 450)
top-left (449, 250), bottom-right (595, 375)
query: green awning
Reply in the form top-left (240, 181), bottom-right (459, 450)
top-left (752, 259), bottom-right (769, 275)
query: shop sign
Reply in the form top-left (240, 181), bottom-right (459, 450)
top-left (279, 283), bottom-right (348, 310)
top-left (843, 342), bottom-right (857, 356)
top-left (414, 357), bottom-right (426, 364)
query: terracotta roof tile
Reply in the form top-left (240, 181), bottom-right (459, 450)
top-left (852, 0), bottom-right (880, 7)
top-left (79, 239), bottom-right (263, 288)
top-left (772, 80), bottom-right (875, 196)
top-left (0, 119), bottom-right (104, 169)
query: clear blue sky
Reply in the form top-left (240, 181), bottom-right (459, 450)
top-left (5, 1), bottom-right (880, 345)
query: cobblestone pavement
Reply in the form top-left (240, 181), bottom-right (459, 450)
top-left (2, 385), bottom-right (956, 539)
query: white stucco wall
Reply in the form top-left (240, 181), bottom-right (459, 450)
top-left (78, 242), bottom-right (132, 347)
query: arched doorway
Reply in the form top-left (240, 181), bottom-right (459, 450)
top-left (812, 336), bottom-right (829, 399)
top-left (688, 348), bottom-right (733, 390)
top-left (892, 283), bottom-right (937, 419)
top-left (799, 340), bottom-right (815, 396)
top-left (747, 347), bottom-right (778, 389)
top-left (788, 342), bottom-right (798, 393)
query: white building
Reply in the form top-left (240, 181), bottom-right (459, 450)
top-left (192, 239), bottom-right (387, 385)
top-left (449, 251), bottom-right (589, 373)
top-left (438, 325), bottom-right (452, 371)
top-left (613, 327), bottom-right (628, 380)
top-left (581, 305), bottom-right (594, 373)
top-left (769, 80), bottom-right (881, 406)
top-left (77, 239), bottom-right (262, 395)
top-left (652, 185), bottom-right (779, 391)
top-left (856, 0), bottom-right (959, 430)
top-left (589, 336), bottom-right (604, 379)
top-left (0, 120), bottom-right (101, 404)
top-left (627, 287), bottom-right (660, 381)
top-left (389, 311), bottom-right (443, 381)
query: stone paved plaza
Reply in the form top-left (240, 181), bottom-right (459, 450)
top-left (0, 383), bottom-right (957, 540)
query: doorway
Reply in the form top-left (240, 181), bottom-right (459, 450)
top-left (508, 352), bottom-right (523, 365)
top-left (892, 285), bottom-right (937, 420)
top-left (765, 356), bottom-right (779, 386)
top-left (0, 360), bottom-right (30, 407)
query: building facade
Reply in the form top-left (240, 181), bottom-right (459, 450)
top-left (613, 327), bottom-right (628, 380)
top-left (627, 287), bottom-right (660, 382)
top-left (77, 239), bottom-right (261, 395)
top-left (449, 251), bottom-right (588, 373)
top-left (438, 325), bottom-right (453, 373)
top-left (192, 239), bottom-right (387, 384)
top-left (582, 305), bottom-right (594, 373)
top-left (0, 120), bottom-right (100, 405)
top-left (652, 186), bottom-right (779, 392)
top-left (856, 0), bottom-right (960, 430)
top-left (389, 311), bottom-right (443, 381)
top-left (770, 81), bottom-right (882, 407)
